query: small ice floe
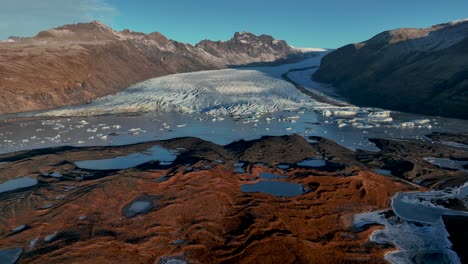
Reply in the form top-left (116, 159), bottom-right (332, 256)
top-left (122, 196), bottom-right (155, 218)
top-left (101, 126), bottom-right (111, 130)
top-left (75, 146), bottom-right (178, 170)
top-left (338, 123), bottom-right (347, 128)
top-left (286, 127), bottom-right (293, 131)
top-left (44, 231), bottom-right (58, 242)
top-left (367, 111), bottom-right (393, 123)
top-left (77, 141), bottom-right (85, 144)
top-left (401, 122), bottom-right (415, 128)
top-left (86, 128), bottom-right (97, 133)
top-left (413, 119), bottom-right (431, 125)
top-left (79, 120), bottom-right (89, 125)
top-left (0, 248), bottom-right (23, 264)
top-left (0, 177), bottom-right (38, 194)
top-left (112, 125), bottom-right (122, 129)
top-left (333, 110), bottom-right (357, 118)
top-left (176, 124), bottom-right (187, 128)
top-left (100, 135), bottom-right (108, 140)
top-left (322, 110), bottom-right (332, 117)
top-left (128, 128), bottom-right (144, 134)
top-left (297, 158), bottom-right (326, 167)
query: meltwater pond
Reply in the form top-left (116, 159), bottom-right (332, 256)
top-left (74, 146), bottom-right (178, 170)
top-left (241, 181), bottom-right (305, 197)
top-left (297, 158), bottom-right (326, 167)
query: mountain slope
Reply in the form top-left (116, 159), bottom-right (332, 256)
top-left (0, 21), bottom-right (300, 114)
top-left (313, 19), bottom-right (468, 119)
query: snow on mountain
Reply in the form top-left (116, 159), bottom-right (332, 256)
top-left (36, 53), bottom-right (331, 117)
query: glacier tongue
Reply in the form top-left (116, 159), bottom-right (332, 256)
top-left (35, 54), bottom-right (331, 117)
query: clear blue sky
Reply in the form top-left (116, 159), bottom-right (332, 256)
top-left (1, 0), bottom-right (467, 48)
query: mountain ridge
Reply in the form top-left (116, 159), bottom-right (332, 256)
top-left (0, 21), bottom-right (301, 114)
top-left (313, 19), bottom-right (468, 119)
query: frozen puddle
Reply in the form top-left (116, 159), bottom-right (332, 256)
top-left (258, 172), bottom-right (287, 179)
top-left (241, 181), bottom-right (304, 197)
top-left (0, 177), bottom-right (38, 194)
top-left (296, 158), bottom-right (326, 167)
top-left (74, 146), bottom-right (178, 170)
top-left (373, 169), bottom-right (392, 176)
top-left (233, 162), bottom-right (245, 174)
top-left (241, 172), bottom-right (304, 198)
top-left (122, 196), bottom-right (155, 218)
top-left (0, 248), bottom-right (23, 264)
top-left (354, 184), bottom-right (468, 264)
top-left (392, 185), bottom-right (468, 224)
top-left (423, 157), bottom-right (468, 172)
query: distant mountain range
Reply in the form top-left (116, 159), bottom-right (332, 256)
top-left (314, 19), bottom-right (468, 119)
top-left (0, 21), bottom-right (300, 114)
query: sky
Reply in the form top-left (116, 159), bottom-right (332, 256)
top-left (1, 0), bottom-right (467, 48)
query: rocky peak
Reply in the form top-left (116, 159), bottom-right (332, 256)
top-left (361, 19), bottom-right (468, 51)
top-left (196, 31), bottom-right (296, 59)
top-left (34, 20), bottom-right (119, 41)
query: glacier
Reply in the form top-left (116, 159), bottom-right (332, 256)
top-left (35, 52), bottom-right (332, 117)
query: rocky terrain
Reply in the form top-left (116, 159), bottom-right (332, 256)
top-left (0, 134), bottom-right (466, 263)
top-left (313, 19), bottom-right (468, 119)
top-left (0, 21), bottom-right (300, 114)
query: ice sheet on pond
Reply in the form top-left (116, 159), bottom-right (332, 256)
top-left (258, 172), bottom-right (287, 179)
top-left (74, 146), bottom-right (178, 170)
top-left (423, 157), bottom-right (468, 172)
top-left (0, 177), bottom-right (38, 193)
top-left (0, 248), bottom-right (23, 264)
top-left (296, 158), bottom-right (326, 167)
top-left (241, 181), bottom-right (304, 197)
top-left (354, 184), bottom-right (468, 264)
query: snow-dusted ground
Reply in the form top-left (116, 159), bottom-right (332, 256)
top-left (354, 184), bottom-right (468, 264)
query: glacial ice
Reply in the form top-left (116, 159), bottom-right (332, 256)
top-left (355, 184), bottom-right (468, 264)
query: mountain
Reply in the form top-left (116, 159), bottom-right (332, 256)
top-left (0, 21), bottom-right (300, 114)
top-left (313, 19), bottom-right (468, 119)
